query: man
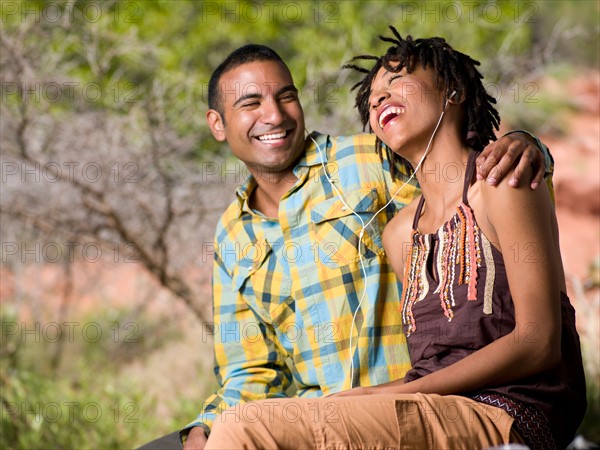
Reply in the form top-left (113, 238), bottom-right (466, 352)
top-left (139, 44), bottom-right (550, 450)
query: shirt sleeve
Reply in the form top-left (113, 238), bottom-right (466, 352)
top-left (180, 240), bottom-right (292, 442)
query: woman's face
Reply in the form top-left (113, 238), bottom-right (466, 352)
top-left (368, 63), bottom-right (447, 160)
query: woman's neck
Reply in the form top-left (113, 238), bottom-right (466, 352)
top-left (411, 134), bottom-right (473, 209)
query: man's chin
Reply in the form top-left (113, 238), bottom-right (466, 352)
top-left (248, 160), bottom-right (297, 181)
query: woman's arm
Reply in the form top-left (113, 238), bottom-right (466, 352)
top-left (336, 170), bottom-right (563, 397)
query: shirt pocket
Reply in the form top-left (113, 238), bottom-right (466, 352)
top-left (231, 239), bottom-right (293, 325)
top-left (310, 188), bottom-right (384, 267)
top-left (231, 239), bottom-right (272, 291)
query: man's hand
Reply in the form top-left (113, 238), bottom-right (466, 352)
top-left (476, 132), bottom-right (546, 189)
top-left (183, 427), bottom-right (208, 450)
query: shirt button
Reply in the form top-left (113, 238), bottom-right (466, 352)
top-left (341, 206), bottom-right (347, 211)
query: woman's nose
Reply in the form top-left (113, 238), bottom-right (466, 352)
top-left (371, 91), bottom-right (389, 109)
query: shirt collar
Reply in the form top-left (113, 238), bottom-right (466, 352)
top-left (234, 177), bottom-right (258, 218)
top-left (296, 131), bottom-right (329, 168)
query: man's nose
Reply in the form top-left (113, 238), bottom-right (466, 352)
top-left (261, 100), bottom-right (286, 125)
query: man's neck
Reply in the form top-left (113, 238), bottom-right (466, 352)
top-left (249, 170), bottom-right (298, 219)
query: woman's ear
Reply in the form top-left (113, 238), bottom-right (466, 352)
top-left (447, 88), bottom-right (465, 104)
top-left (206, 109), bottom-right (226, 141)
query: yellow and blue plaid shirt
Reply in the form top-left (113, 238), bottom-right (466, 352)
top-left (184, 131), bottom-right (552, 436)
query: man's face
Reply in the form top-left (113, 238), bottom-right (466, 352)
top-left (368, 64), bottom-right (446, 161)
top-left (206, 60), bottom-right (306, 178)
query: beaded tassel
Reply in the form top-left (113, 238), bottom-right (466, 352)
top-left (440, 222), bottom-right (455, 320)
top-left (449, 217), bottom-right (459, 308)
top-left (456, 207), bottom-right (467, 284)
top-left (400, 202), bottom-right (486, 334)
top-left (481, 233), bottom-right (495, 314)
top-left (461, 203), bottom-right (479, 301)
top-left (401, 231), bottom-right (420, 335)
top-left (417, 235), bottom-right (430, 303)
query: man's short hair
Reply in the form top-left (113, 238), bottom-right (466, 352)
top-left (208, 44), bottom-right (288, 117)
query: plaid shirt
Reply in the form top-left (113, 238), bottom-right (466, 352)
top-left (184, 131), bottom-right (552, 437)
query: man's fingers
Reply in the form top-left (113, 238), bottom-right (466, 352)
top-left (479, 133), bottom-right (546, 187)
top-left (477, 147), bottom-right (501, 181)
top-left (524, 144), bottom-right (546, 189)
top-left (476, 152), bottom-right (489, 180)
top-left (486, 142), bottom-right (520, 185)
top-left (531, 173), bottom-right (543, 190)
top-left (509, 149), bottom-right (533, 187)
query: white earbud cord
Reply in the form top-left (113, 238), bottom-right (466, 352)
top-left (308, 95), bottom-right (451, 389)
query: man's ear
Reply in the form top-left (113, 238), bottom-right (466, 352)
top-left (206, 109), bottom-right (226, 141)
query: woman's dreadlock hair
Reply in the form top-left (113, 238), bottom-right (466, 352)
top-left (343, 26), bottom-right (500, 178)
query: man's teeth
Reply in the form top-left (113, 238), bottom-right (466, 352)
top-left (379, 106), bottom-right (405, 129)
top-left (258, 131), bottom-right (286, 141)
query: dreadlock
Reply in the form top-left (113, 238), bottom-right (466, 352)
top-left (343, 26), bottom-right (500, 178)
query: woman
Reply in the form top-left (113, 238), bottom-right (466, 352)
top-left (334, 28), bottom-right (587, 449)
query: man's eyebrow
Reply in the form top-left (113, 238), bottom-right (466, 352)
top-left (233, 92), bottom-right (262, 107)
top-left (276, 84), bottom-right (298, 96)
top-left (232, 84), bottom-right (298, 107)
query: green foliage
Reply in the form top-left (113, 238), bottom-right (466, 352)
top-left (1, 365), bottom-right (154, 450)
top-left (0, 308), bottom-right (181, 449)
top-left (497, 73), bottom-right (579, 135)
top-left (579, 377), bottom-right (600, 444)
top-left (3, 0), bottom-right (596, 150)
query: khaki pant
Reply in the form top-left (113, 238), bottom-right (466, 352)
top-left (205, 393), bottom-right (525, 450)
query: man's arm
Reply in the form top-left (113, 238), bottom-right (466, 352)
top-left (476, 130), bottom-right (553, 190)
top-left (382, 131), bottom-right (553, 212)
top-left (181, 240), bottom-right (292, 449)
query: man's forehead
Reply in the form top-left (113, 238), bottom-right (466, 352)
top-left (219, 61), bottom-right (296, 103)
top-left (220, 80), bottom-right (292, 93)
top-left (221, 61), bottom-right (293, 86)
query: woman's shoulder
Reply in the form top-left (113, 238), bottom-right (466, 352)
top-left (391, 196), bottom-right (420, 230)
top-left (383, 196), bottom-right (421, 255)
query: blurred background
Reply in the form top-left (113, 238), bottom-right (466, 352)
top-left (1, 1), bottom-right (598, 448)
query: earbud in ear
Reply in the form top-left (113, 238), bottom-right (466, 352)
top-left (444, 90), bottom-right (456, 110)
